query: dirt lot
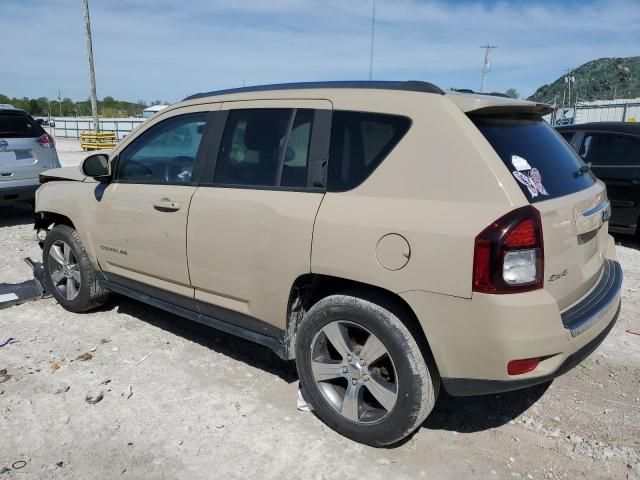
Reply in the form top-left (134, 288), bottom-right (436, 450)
top-left (1, 139), bottom-right (639, 479)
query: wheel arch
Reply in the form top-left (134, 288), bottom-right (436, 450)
top-left (285, 273), bottom-right (440, 380)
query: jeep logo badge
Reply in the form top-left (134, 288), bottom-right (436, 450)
top-left (0, 140), bottom-right (8, 149)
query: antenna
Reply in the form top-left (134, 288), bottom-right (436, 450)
top-left (368, 0), bottom-right (376, 81)
top-left (480, 45), bottom-right (497, 93)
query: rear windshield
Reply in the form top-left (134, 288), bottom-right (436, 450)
top-left (0, 111), bottom-right (45, 139)
top-left (472, 115), bottom-right (595, 202)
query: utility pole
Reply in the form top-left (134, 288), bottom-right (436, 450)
top-left (58, 90), bottom-right (62, 116)
top-left (479, 45), bottom-right (497, 93)
top-left (82, 0), bottom-right (100, 133)
top-left (368, 0), bottom-right (376, 81)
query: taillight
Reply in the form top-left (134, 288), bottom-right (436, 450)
top-left (472, 206), bottom-right (544, 294)
top-left (36, 133), bottom-right (55, 148)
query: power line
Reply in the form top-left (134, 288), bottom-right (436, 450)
top-left (480, 45), bottom-right (497, 93)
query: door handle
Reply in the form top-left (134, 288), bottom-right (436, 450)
top-left (153, 199), bottom-right (181, 212)
top-left (632, 180), bottom-right (640, 185)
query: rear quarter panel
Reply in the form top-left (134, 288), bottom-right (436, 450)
top-left (311, 92), bottom-right (527, 298)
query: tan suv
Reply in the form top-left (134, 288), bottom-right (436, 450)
top-left (34, 81), bottom-right (622, 446)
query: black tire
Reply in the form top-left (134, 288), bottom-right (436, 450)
top-left (295, 294), bottom-right (437, 446)
top-left (43, 224), bottom-right (109, 313)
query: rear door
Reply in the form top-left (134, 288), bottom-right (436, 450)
top-left (473, 115), bottom-right (608, 311)
top-left (0, 111), bottom-right (52, 182)
top-left (578, 131), bottom-right (640, 230)
top-left (187, 100), bottom-right (331, 334)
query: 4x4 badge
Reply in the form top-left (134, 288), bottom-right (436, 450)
top-left (548, 269), bottom-right (568, 282)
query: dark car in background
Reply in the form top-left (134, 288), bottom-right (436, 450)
top-left (558, 122), bottom-right (640, 237)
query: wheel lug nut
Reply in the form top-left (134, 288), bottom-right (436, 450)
top-left (351, 378), bottom-right (357, 385)
top-left (347, 355), bottom-right (352, 361)
top-left (363, 375), bottom-right (369, 381)
top-left (342, 367), bottom-right (348, 373)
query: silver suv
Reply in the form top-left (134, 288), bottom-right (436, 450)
top-left (0, 105), bottom-right (60, 206)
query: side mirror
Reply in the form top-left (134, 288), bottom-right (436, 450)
top-left (81, 154), bottom-right (111, 179)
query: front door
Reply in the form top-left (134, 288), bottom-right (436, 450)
top-left (187, 100), bottom-right (332, 336)
top-left (94, 107), bottom-right (215, 301)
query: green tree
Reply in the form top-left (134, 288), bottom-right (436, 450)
top-left (505, 88), bottom-right (520, 99)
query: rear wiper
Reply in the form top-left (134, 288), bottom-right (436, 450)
top-left (575, 162), bottom-right (592, 176)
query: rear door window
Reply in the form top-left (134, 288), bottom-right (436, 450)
top-left (0, 112), bottom-right (45, 138)
top-left (328, 111), bottom-right (410, 191)
top-left (214, 108), bottom-right (314, 188)
top-left (472, 115), bottom-right (594, 202)
top-left (580, 132), bottom-right (640, 167)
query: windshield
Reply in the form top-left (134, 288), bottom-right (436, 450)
top-left (472, 115), bottom-right (595, 202)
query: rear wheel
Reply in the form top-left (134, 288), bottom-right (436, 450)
top-left (43, 225), bottom-right (108, 313)
top-left (295, 294), bottom-right (437, 446)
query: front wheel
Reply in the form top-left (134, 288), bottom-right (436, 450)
top-left (43, 225), bottom-right (109, 313)
top-left (295, 294), bottom-right (437, 446)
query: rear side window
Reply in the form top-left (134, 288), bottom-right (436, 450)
top-left (580, 132), bottom-right (640, 166)
top-left (0, 112), bottom-right (45, 138)
top-left (328, 111), bottom-right (410, 191)
top-left (473, 116), bottom-right (594, 202)
top-left (214, 108), bottom-right (314, 188)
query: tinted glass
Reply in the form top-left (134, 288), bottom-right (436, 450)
top-left (328, 111), bottom-right (410, 191)
top-left (0, 112), bottom-right (45, 138)
top-left (559, 131), bottom-right (575, 143)
top-left (214, 109), bottom-right (291, 187)
top-left (116, 113), bottom-right (207, 184)
top-left (580, 132), bottom-right (640, 166)
top-left (281, 109), bottom-right (314, 188)
top-left (473, 115), bottom-right (594, 202)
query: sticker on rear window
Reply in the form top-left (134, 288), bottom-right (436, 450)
top-left (513, 168), bottom-right (549, 198)
top-left (511, 154), bottom-right (532, 171)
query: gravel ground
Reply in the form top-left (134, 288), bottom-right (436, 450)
top-left (0, 139), bottom-right (639, 479)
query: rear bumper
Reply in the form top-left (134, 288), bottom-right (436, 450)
top-left (0, 178), bottom-right (39, 205)
top-left (401, 259), bottom-right (623, 397)
top-left (442, 301), bottom-right (620, 396)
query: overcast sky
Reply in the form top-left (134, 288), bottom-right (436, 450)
top-left (2, 0), bottom-right (638, 103)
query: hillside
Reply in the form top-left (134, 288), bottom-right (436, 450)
top-left (528, 57), bottom-right (640, 103)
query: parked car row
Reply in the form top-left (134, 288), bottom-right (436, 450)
top-left (33, 81), bottom-right (622, 446)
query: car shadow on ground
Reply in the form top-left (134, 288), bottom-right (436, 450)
top-left (107, 294), bottom-right (299, 383)
top-left (0, 203), bottom-right (34, 228)
top-left (102, 293), bottom-right (550, 435)
top-left (613, 233), bottom-right (640, 251)
top-left (422, 382), bottom-right (550, 434)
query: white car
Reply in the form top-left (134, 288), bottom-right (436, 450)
top-left (0, 105), bottom-right (60, 206)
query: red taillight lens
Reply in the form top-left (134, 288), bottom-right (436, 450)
top-left (36, 133), bottom-right (55, 148)
top-left (507, 357), bottom-right (541, 375)
top-left (472, 206), bottom-right (544, 294)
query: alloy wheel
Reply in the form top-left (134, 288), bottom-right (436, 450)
top-left (48, 240), bottom-right (81, 301)
top-left (310, 320), bottom-right (398, 424)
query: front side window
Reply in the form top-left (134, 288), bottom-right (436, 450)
top-left (116, 113), bottom-right (207, 184)
top-left (580, 132), bottom-right (640, 166)
top-left (214, 109), bottom-right (314, 188)
top-left (328, 111), bottom-right (411, 191)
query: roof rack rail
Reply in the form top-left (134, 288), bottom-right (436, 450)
top-left (184, 80), bottom-right (444, 101)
